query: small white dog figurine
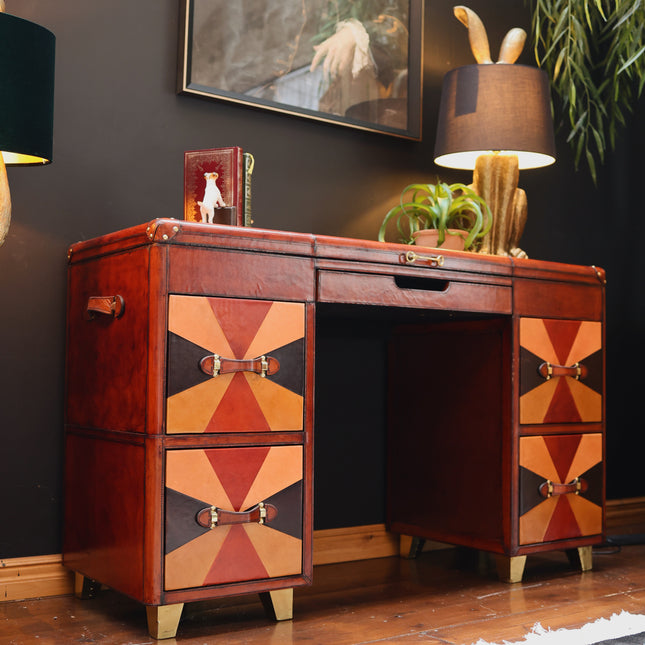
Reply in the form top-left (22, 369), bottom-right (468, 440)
top-left (198, 172), bottom-right (226, 223)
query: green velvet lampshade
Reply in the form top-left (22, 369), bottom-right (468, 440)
top-left (0, 11), bottom-right (55, 165)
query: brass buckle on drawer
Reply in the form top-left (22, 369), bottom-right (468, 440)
top-left (211, 355), bottom-right (222, 377)
top-left (405, 250), bottom-right (444, 267)
top-left (209, 506), bottom-right (218, 529)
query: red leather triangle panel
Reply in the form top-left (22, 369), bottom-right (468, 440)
top-left (205, 446), bottom-right (270, 511)
top-left (206, 373), bottom-right (272, 433)
top-left (543, 319), bottom-right (581, 364)
top-left (203, 525), bottom-right (269, 586)
top-left (544, 434), bottom-right (582, 483)
top-left (542, 496), bottom-right (582, 542)
top-left (208, 299), bottom-right (273, 358)
top-left (543, 377), bottom-right (582, 424)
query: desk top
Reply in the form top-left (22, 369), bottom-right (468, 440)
top-left (67, 219), bottom-right (605, 288)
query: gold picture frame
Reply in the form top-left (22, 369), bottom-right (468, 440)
top-left (177, 0), bottom-right (423, 140)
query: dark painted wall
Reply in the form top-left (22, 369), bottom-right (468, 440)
top-left (0, 0), bottom-right (642, 557)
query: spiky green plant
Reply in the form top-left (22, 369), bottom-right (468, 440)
top-left (378, 182), bottom-right (492, 250)
top-left (527, 0), bottom-right (644, 182)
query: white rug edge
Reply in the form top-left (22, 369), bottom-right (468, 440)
top-left (472, 611), bottom-right (645, 645)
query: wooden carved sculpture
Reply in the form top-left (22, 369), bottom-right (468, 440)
top-left (454, 6), bottom-right (526, 65)
top-left (454, 6), bottom-right (530, 258)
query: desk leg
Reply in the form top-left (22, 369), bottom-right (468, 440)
top-left (495, 555), bottom-right (527, 583)
top-left (259, 588), bottom-right (293, 621)
top-left (146, 603), bottom-right (184, 640)
top-left (74, 572), bottom-right (101, 599)
top-left (566, 546), bottom-right (593, 572)
top-left (399, 535), bottom-right (425, 559)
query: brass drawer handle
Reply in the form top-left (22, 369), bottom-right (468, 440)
top-left (539, 477), bottom-right (588, 498)
top-left (199, 354), bottom-right (280, 378)
top-left (404, 250), bottom-right (445, 267)
top-left (196, 502), bottom-right (278, 529)
top-left (538, 361), bottom-right (588, 380)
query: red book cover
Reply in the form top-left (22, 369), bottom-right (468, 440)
top-left (184, 147), bottom-right (244, 226)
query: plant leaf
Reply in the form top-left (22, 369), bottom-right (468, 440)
top-left (617, 44), bottom-right (645, 75)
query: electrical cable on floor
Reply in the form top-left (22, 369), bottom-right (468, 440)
top-left (594, 534), bottom-right (645, 555)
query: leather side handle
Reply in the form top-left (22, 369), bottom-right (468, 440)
top-left (199, 355), bottom-right (280, 378)
top-left (539, 477), bottom-right (588, 498)
top-left (196, 502), bottom-right (278, 529)
top-left (538, 361), bottom-right (588, 381)
top-left (86, 295), bottom-right (125, 319)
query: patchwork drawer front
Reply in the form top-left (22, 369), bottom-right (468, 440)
top-left (519, 434), bottom-right (602, 545)
top-left (166, 296), bottom-right (305, 433)
top-left (519, 318), bottom-right (602, 425)
top-left (164, 445), bottom-right (303, 591)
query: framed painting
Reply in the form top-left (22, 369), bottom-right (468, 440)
top-left (177, 0), bottom-right (424, 140)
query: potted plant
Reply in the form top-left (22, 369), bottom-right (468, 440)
top-left (378, 181), bottom-right (492, 251)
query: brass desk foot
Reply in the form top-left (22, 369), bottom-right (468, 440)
top-left (566, 545), bottom-right (593, 572)
top-left (259, 588), bottom-right (293, 621)
top-left (495, 555), bottom-right (527, 583)
top-left (146, 603), bottom-right (184, 640)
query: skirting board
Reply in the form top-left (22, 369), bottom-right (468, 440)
top-left (0, 555), bottom-right (74, 603)
top-left (2, 497), bottom-right (644, 603)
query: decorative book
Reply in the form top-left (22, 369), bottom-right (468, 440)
top-left (184, 146), bottom-right (254, 227)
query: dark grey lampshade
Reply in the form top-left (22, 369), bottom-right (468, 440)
top-left (0, 12), bottom-right (55, 165)
top-left (434, 64), bottom-right (556, 170)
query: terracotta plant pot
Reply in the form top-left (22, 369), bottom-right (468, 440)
top-left (412, 229), bottom-right (466, 251)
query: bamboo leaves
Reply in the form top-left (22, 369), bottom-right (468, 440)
top-left (528, 0), bottom-right (644, 182)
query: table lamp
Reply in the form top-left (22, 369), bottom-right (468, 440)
top-left (433, 7), bottom-right (555, 258)
top-left (0, 4), bottom-right (55, 246)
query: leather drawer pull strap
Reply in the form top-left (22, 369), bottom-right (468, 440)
top-left (538, 361), bottom-right (588, 380)
top-left (199, 354), bottom-right (280, 378)
top-left (539, 477), bottom-right (588, 498)
top-left (196, 502), bottom-right (278, 529)
top-left (86, 295), bottom-right (125, 319)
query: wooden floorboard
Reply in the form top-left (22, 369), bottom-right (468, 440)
top-left (2, 542), bottom-right (645, 644)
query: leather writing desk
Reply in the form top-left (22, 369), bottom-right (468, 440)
top-left (63, 220), bottom-right (605, 638)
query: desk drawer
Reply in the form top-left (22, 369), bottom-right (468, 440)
top-left (519, 317), bottom-right (603, 425)
top-left (164, 445), bottom-right (303, 591)
top-left (519, 433), bottom-right (602, 545)
top-left (166, 295), bottom-right (306, 434)
top-left (317, 270), bottom-right (511, 314)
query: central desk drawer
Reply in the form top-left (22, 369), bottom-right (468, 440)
top-left (317, 270), bottom-right (512, 314)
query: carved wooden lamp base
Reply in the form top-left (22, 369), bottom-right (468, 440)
top-left (470, 153), bottom-right (528, 259)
